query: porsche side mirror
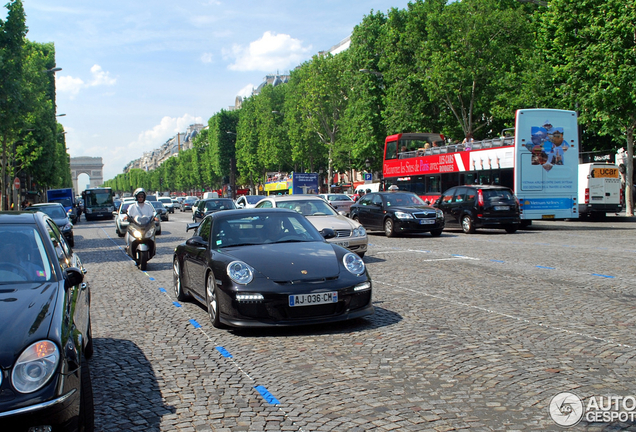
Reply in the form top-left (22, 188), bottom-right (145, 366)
top-left (64, 267), bottom-right (84, 289)
top-left (186, 236), bottom-right (207, 247)
top-left (320, 228), bottom-right (337, 240)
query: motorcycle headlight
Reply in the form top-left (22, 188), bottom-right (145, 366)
top-left (352, 226), bottom-right (366, 237)
top-left (145, 227), bottom-right (156, 238)
top-left (343, 252), bottom-right (365, 275)
top-left (227, 261), bottom-right (253, 285)
top-left (133, 229), bottom-right (143, 239)
top-left (12, 340), bottom-right (60, 393)
top-left (394, 211), bottom-right (414, 219)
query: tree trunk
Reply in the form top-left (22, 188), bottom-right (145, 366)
top-left (1, 136), bottom-right (7, 211)
top-left (625, 116), bottom-right (635, 217)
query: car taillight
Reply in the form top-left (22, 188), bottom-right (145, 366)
top-left (477, 189), bottom-right (484, 207)
top-left (584, 188), bottom-right (589, 204)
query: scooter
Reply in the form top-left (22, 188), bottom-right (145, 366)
top-left (126, 214), bottom-right (156, 271)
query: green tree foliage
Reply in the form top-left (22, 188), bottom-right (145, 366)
top-left (420, 0), bottom-right (535, 140)
top-left (287, 53), bottom-right (348, 187)
top-left (343, 10), bottom-right (387, 172)
top-left (539, 0), bottom-right (636, 215)
top-left (236, 96), bottom-right (265, 190)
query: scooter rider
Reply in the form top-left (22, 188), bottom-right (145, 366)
top-left (126, 188), bottom-right (154, 248)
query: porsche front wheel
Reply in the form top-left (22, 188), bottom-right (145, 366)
top-left (206, 273), bottom-right (223, 328)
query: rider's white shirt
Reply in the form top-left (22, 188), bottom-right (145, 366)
top-left (128, 202), bottom-right (155, 222)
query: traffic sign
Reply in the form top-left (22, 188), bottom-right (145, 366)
top-left (13, 177), bottom-right (20, 190)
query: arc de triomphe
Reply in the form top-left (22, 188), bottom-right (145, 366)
top-left (71, 156), bottom-right (103, 192)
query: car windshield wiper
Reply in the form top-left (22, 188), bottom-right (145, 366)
top-left (270, 239), bottom-right (308, 244)
top-left (222, 242), bottom-right (262, 248)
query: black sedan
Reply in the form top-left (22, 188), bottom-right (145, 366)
top-left (192, 198), bottom-right (237, 222)
top-left (349, 191), bottom-right (445, 237)
top-left (173, 208), bottom-right (373, 328)
top-left (0, 211), bottom-right (93, 431)
top-left (148, 200), bottom-right (169, 221)
top-left (24, 202), bottom-right (75, 247)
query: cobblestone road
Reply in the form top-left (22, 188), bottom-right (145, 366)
top-left (73, 212), bottom-right (636, 431)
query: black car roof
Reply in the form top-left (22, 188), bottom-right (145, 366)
top-left (0, 211), bottom-right (41, 223)
top-left (209, 208), bottom-right (296, 219)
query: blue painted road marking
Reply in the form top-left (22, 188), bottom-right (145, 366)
top-left (172, 302), bottom-right (182, 307)
top-left (592, 273), bottom-right (615, 279)
top-left (189, 319), bottom-right (201, 328)
top-left (536, 266), bottom-right (555, 270)
top-left (254, 385), bottom-right (280, 405)
top-left (148, 277), bottom-right (156, 281)
top-left (491, 260), bottom-right (505, 263)
top-left (159, 287), bottom-right (166, 293)
top-left (216, 346), bottom-right (233, 358)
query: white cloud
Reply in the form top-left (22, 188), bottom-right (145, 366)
top-left (56, 76), bottom-right (85, 99)
top-left (56, 64), bottom-right (115, 99)
top-left (88, 64), bottom-right (116, 86)
top-left (226, 31), bottom-right (311, 72)
top-left (129, 114), bottom-right (204, 153)
top-left (200, 52), bottom-right (213, 63)
top-left (237, 84), bottom-right (254, 98)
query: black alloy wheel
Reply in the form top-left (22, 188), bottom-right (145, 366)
top-left (461, 214), bottom-right (476, 234)
top-left (384, 218), bottom-right (396, 237)
top-left (206, 272), bottom-right (222, 328)
top-left (173, 258), bottom-right (189, 301)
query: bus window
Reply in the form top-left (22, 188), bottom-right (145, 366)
top-left (464, 173), bottom-right (477, 185)
top-left (413, 176), bottom-right (425, 196)
top-left (426, 175), bottom-right (441, 193)
top-left (441, 172), bottom-right (461, 190)
top-left (385, 140), bottom-right (398, 160)
top-left (500, 169), bottom-right (514, 189)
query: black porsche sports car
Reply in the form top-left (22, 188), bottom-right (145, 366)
top-left (0, 211), bottom-right (93, 432)
top-left (173, 208), bottom-right (373, 328)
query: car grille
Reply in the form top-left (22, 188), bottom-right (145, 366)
top-left (412, 212), bottom-right (436, 219)
top-left (335, 229), bottom-right (351, 238)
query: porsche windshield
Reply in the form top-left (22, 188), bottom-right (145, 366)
top-left (212, 213), bottom-right (323, 248)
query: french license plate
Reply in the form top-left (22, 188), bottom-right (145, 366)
top-left (289, 292), bottom-right (338, 307)
top-left (591, 196), bottom-right (603, 201)
top-left (542, 214), bottom-right (555, 220)
top-left (333, 240), bottom-right (349, 247)
top-left (494, 205), bottom-right (509, 211)
top-left (419, 219), bottom-right (436, 224)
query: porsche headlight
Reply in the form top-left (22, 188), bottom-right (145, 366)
top-left (227, 261), bottom-right (253, 285)
top-left (343, 253), bottom-right (365, 275)
top-left (394, 211), bottom-right (413, 219)
top-left (352, 226), bottom-right (366, 237)
top-left (12, 340), bottom-right (60, 393)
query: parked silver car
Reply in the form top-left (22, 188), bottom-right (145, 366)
top-left (318, 193), bottom-right (355, 216)
top-left (255, 195), bottom-right (367, 257)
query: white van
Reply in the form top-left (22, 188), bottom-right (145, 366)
top-left (203, 192), bottom-right (219, 199)
top-left (578, 163), bottom-right (622, 217)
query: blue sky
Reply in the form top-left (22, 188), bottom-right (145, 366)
top-left (18, 0), bottom-right (411, 184)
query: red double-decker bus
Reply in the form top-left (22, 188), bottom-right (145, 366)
top-left (382, 132), bottom-right (516, 203)
top-left (382, 109), bottom-right (581, 222)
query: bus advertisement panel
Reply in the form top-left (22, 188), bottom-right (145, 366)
top-left (514, 109), bottom-right (578, 220)
top-left (264, 173), bottom-right (319, 195)
top-left (381, 108), bottom-right (579, 221)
